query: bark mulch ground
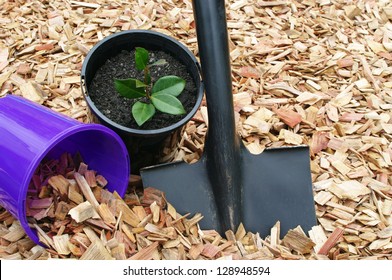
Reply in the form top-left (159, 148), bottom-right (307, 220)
top-left (0, 0), bottom-right (391, 260)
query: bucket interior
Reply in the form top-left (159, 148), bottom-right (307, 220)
top-left (21, 126), bottom-right (129, 245)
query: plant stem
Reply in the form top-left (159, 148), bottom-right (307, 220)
top-left (144, 67), bottom-right (150, 98)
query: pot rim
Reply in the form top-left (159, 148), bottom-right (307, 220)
top-left (81, 29), bottom-right (204, 136)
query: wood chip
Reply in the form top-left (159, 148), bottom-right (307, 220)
top-left (80, 240), bottom-right (113, 260)
top-left (282, 228), bottom-right (315, 254)
top-left (1, 222), bottom-right (25, 242)
top-left (328, 181), bottom-right (371, 200)
top-left (68, 201), bottom-right (98, 223)
top-left (53, 234), bottom-right (71, 255)
top-left (74, 172), bottom-right (99, 208)
top-left (97, 203), bottom-right (116, 224)
top-left (318, 227), bottom-right (344, 255)
top-left (129, 242), bottom-right (159, 260)
top-left (272, 107), bottom-right (302, 128)
top-left (278, 129), bottom-right (303, 145)
top-left (344, 5), bottom-right (362, 19)
top-left (19, 82), bottom-right (47, 104)
top-left (48, 175), bottom-right (69, 198)
top-left (201, 243), bottom-right (221, 259)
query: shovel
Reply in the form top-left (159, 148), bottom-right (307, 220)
top-left (140, 0), bottom-right (317, 237)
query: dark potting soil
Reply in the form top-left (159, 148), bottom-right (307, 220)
top-left (88, 49), bottom-right (197, 130)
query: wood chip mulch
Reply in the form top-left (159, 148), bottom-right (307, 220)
top-left (1, 0), bottom-right (392, 260)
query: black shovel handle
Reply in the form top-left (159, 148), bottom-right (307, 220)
top-left (192, 0), bottom-right (238, 150)
top-left (192, 0), bottom-right (242, 231)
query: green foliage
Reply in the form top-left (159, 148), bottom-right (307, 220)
top-left (135, 47), bottom-right (149, 71)
top-left (151, 92), bottom-right (186, 115)
top-left (114, 79), bottom-right (146, 99)
top-left (114, 47), bottom-right (186, 126)
top-left (132, 101), bottom-right (155, 127)
top-left (152, 76), bottom-right (185, 97)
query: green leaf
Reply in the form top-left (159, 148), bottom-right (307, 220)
top-left (135, 47), bottom-right (149, 71)
top-left (151, 93), bottom-right (186, 115)
top-left (135, 79), bottom-right (147, 88)
top-left (149, 59), bottom-right (167, 67)
top-left (114, 78), bottom-right (146, 99)
top-left (152, 76), bottom-right (186, 97)
top-left (132, 101), bottom-right (155, 126)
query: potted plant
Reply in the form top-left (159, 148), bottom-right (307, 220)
top-left (81, 30), bottom-right (204, 174)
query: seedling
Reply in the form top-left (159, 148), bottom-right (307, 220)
top-left (114, 47), bottom-right (186, 126)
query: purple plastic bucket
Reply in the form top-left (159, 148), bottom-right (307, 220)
top-left (0, 95), bottom-right (130, 244)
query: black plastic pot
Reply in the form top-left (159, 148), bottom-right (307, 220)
top-left (81, 30), bottom-right (204, 174)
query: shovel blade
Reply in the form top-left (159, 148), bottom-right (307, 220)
top-left (140, 158), bottom-right (222, 231)
top-left (141, 146), bottom-right (316, 238)
top-left (242, 146), bottom-right (317, 237)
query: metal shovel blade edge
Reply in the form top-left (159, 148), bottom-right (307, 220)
top-left (140, 145), bottom-right (317, 238)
